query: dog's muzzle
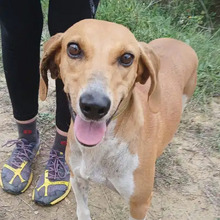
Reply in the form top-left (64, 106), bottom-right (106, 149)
top-left (67, 93), bottom-right (111, 147)
top-left (67, 93), bottom-right (127, 147)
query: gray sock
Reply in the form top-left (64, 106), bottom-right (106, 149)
top-left (52, 132), bottom-right (67, 153)
top-left (17, 120), bottom-right (38, 143)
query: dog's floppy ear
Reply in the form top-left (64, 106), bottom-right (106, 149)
top-left (39, 33), bottom-right (63, 101)
top-left (136, 42), bottom-right (161, 113)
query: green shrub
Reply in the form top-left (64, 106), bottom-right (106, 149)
top-left (96, 0), bottom-right (220, 102)
top-left (39, 0), bottom-right (220, 103)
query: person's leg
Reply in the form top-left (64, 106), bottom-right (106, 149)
top-left (33, 0), bottom-right (100, 206)
top-left (0, 0), bottom-right (42, 120)
top-left (0, 0), bottom-right (43, 194)
top-left (51, 0), bottom-right (100, 136)
top-left (50, 0), bottom-right (100, 134)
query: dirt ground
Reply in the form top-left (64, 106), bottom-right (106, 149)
top-left (0, 73), bottom-right (219, 220)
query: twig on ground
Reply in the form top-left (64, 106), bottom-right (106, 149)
top-left (16, 196), bottom-right (36, 211)
top-left (101, 186), bottom-right (117, 220)
top-left (89, 204), bottom-right (103, 210)
top-left (185, 211), bottom-right (192, 220)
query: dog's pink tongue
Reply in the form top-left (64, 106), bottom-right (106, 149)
top-left (74, 115), bottom-right (106, 146)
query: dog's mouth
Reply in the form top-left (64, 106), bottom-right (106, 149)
top-left (74, 115), bottom-right (107, 147)
top-left (67, 94), bottom-right (122, 147)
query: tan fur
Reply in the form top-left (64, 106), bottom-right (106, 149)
top-left (40, 19), bottom-right (198, 219)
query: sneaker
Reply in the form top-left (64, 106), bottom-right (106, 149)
top-left (33, 149), bottom-right (71, 206)
top-left (0, 137), bottom-right (40, 194)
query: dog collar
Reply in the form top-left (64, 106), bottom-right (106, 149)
top-left (67, 94), bottom-right (76, 122)
top-left (111, 95), bottom-right (131, 121)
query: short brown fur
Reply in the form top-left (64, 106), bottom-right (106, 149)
top-left (40, 20), bottom-right (198, 219)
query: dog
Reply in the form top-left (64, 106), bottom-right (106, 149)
top-left (39, 19), bottom-right (198, 220)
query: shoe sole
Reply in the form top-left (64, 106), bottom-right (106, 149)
top-left (0, 171), bottom-right (33, 195)
top-left (0, 144), bottom-right (40, 194)
top-left (33, 181), bottom-right (72, 206)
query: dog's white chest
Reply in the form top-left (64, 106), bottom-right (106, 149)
top-left (69, 123), bottom-right (139, 200)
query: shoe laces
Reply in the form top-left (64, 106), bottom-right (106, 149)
top-left (47, 149), bottom-right (68, 180)
top-left (2, 139), bottom-right (35, 168)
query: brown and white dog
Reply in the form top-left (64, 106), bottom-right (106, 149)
top-left (39, 19), bottom-right (198, 220)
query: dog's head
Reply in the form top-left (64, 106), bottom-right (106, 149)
top-left (40, 19), bottom-right (160, 147)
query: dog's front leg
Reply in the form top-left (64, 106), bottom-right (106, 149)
top-left (71, 176), bottom-right (91, 220)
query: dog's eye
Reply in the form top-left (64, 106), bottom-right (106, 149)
top-left (67, 43), bottom-right (82, 58)
top-left (119, 53), bottom-right (134, 67)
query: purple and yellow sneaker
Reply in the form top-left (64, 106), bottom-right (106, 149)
top-left (32, 149), bottom-right (71, 206)
top-left (0, 138), bottom-right (40, 194)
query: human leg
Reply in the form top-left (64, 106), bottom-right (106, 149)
top-left (0, 0), bottom-right (43, 194)
top-left (33, 0), bottom-right (100, 205)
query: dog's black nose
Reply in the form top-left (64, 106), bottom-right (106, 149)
top-left (80, 92), bottom-right (111, 120)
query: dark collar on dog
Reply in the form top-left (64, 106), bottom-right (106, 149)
top-left (67, 94), bottom-right (76, 122)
